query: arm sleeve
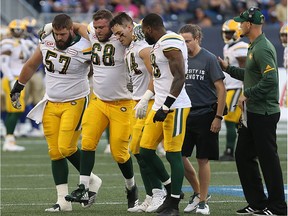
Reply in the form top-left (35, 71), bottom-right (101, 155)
top-left (244, 47), bottom-right (278, 100)
top-left (226, 65), bottom-right (245, 81)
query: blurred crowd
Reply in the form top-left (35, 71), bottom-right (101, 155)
top-left (26, 0), bottom-right (287, 28)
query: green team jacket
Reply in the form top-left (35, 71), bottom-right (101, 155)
top-left (226, 33), bottom-right (280, 115)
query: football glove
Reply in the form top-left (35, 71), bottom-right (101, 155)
top-left (153, 106), bottom-right (173, 123)
top-left (153, 95), bottom-right (176, 123)
top-left (38, 23), bottom-right (52, 41)
top-left (133, 24), bottom-right (145, 41)
top-left (10, 80), bottom-right (25, 109)
top-left (134, 90), bottom-right (154, 119)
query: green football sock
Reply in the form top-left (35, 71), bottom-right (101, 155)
top-left (166, 151), bottom-right (184, 195)
top-left (140, 147), bottom-right (170, 182)
top-left (5, 112), bottom-right (22, 134)
top-left (118, 156), bottom-right (134, 179)
top-left (51, 158), bottom-right (68, 185)
top-left (134, 154), bottom-right (162, 196)
top-left (66, 148), bottom-right (81, 172)
top-left (80, 150), bottom-right (95, 176)
top-left (225, 121), bottom-right (237, 151)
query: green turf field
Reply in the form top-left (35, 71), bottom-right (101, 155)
top-left (1, 134), bottom-right (287, 216)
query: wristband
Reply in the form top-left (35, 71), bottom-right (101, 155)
top-left (142, 90), bottom-right (154, 101)
top-left (11, 80), bottom-right (25, 93)
top-left (215, 115), bottom-right (223, 120)
top-left (15, 80), bottom-right (25, 90)
top-left (164, 94), bottom-right (176, 108)
top-left (18, 81), bottom-right (26, 87)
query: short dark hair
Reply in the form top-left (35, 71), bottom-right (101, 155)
top-left (179, 24), bottom-right (203, 44)
top-left (93, 9), bottom-right (113, 22)
top-left (142, 13), bottom-right (164, 29)
top-left (52, 14), bottom-right (73, 30)
top-left (110, 12), bottom-right (133, 28)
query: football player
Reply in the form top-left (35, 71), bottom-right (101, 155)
top-left (110, 12), bottom-right (166, 213)
top-left (219, 19), bottom-right (248, 161)
top-left (1, 19), bottom-right (35, 151)
top-left (138, 13), bottom-right (191, 216)
top-left (63, 10), bottom-right (138, 211)
top-left (10, 14), bottom-right (102, 212)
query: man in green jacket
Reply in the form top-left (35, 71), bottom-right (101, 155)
top-left (218, 7), bottom-right (287, 216)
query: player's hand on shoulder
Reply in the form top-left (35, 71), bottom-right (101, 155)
top-left (217, 56), bottom-right (229, 71)
top-left (38, 23), bottom-right (53, 41)
top-left (133, 23), bottom-right (145, 41)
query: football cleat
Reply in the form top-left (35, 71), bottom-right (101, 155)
top-left (146, 188), bottom-right (166, 212)
top-left (44, 202), bottom-right (72, 212)
top-left (65, 184), bottom-right (89, 203)
top-left (126, 185), bottom-right (139, 211)
top-left (81, 191), bottom-right (97, 208)
top-left (2, 135), bottom-right (25, 152)
top-left (128, 195), bottom-right (152, 212)
top-left (157, 207), bottom-right (179, 216)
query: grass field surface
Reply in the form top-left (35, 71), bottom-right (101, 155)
top-left (1, 134), bottom-right (287, 216)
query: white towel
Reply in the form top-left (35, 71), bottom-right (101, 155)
top-left (241, 102), bottom-right (247, 128)
top-left (27, 94), bottom-right (48, 124)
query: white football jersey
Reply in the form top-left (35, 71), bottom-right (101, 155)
top-left (87, 22), bottom-right (132, 101)
top-left (40, 34), bottom-right (91, 102)
top-left (151, 32), bottom-right (191, 110)
top-left (125, 39), bottom-right (152, 100)
top-left (223, 41), bottom-right (248, 89)
top-left (1, 38), bottom-right (35, 77)
top-left (284, 47), bottom-right (287, 69)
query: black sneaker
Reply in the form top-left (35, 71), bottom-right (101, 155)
top-left (65, 184), bottom-right (89, 203)
top-left (126, 185), bottom-right (139, 210)
top-left (219, 154), bottom-right (235, 161)
top-left (253, 208), bottom-right (282, 215)
top-left (156, 196), bottom-right (171, 213)
top-left (81, 191), bottom-right (97, 208)
top-left (237, 205), bottom-right (259, 215)
top-left (157, 207), bottom-right (179, 216)
top-left (219, 149), bottom-right (234, 161)
top-left (180, 191), bottom-right (185, 199)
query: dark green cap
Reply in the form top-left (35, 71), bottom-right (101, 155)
top-left (234, 7), bottom-right (265, 25)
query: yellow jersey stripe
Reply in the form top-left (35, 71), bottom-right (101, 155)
top-left (264, 68), bottom-right (275, 73)
top-left (1, 41), bottom-right (15, 46)
top-left (163, 47), bottom-right (180, 52)
top-left (161, 35), bottom-right (183, 42)
top-left (82, 47), bottom-right (92, 55)
top-left (233, 46), bottom-right (248, 50)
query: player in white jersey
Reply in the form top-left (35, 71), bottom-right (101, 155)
top-left (110, 12), bottom-right (167, 213)
top-left (10, 14), bottom-right (102, 212)
top-left (138, 13), bottom-right (191, 216)
top-left (219, 19), bottom-right (248, 161)
top-left (1, 19), bottom-right (35, 152)
top-left (64, 10), bottom-right (138, 211)
top-left (280, 23), bottom-right (287, 69)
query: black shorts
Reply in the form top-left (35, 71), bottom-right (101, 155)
top-left (181, 111), bottom-right (219, 160)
